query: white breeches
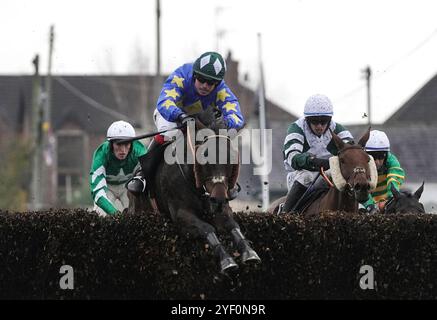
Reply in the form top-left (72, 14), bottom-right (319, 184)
top-left (93, 183), bottom-right (129, 216)
top-left (286, 169), bottom-right (331, 190)
top-left (153, 109), bottom-right (183, 140)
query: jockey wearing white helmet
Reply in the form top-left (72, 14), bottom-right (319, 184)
top-left (362, 130), bottom-right (405, 214)
top-left (280, 94), bottom-right (354, 214)
top-left (90, 120), bottom-right (147, 216)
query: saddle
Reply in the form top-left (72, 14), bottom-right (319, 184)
top-left (295, 185), bottom-right (330, 214)
top-left (138, 141), bottom-right (171, 198)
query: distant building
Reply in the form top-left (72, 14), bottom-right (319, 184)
top-left (0, 52), bottom-right (295, 208)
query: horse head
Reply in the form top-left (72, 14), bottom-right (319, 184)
top-left (329, 128), bottom-right (378, 203)
top-left (384, 182), bottom-right (425, 214)
top-left (192, 130), bottom-right (240, 212)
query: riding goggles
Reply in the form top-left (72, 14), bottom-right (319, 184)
top-left (368, 151), bottom-right (387, 160)
top-left (194, 74), bottom-right (219, 86)
top-left (306, 116), bottom-right (331, 126)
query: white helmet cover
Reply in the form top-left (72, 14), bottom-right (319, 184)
top-left (304, 94), bottom-right (334, 117)
top-left (365, 130), bottom-right (390, 152)
top-left (107, 120), bottom-right (136, 141)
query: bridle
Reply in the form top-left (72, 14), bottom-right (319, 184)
top-left (177, 131), bottom-right (239, 204)
top-left (195, 135), bottom-right (237, 200)
top-left (384, 193), bottom-right (425, 214)
top-left (337, 145), bottom-right (370, 197)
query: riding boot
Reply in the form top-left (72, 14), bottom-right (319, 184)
top-left (280, 181), bottom-right (307, 214)
top-left (126, 169), bottom-right (147, 195)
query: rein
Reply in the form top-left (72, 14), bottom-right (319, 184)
top-left (179, 125), bottom-right (236, 201)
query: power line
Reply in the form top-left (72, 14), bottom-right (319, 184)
top-left (333, 83), bottom-right (366, 103)
top-left (54, 76), bottom-right (133, 122)
top-left (333, 26), bottom-right (437, 104)
top-left (376, 26), bottom-right (437, 78)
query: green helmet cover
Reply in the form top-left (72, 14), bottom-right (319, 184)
top-left (193, 52), bottom-right (226, 81)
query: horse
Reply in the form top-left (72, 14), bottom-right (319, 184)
top-left (383, 182), bottom-right (425, 214)
top-left (129, 116), bottom-right (260, 273)
top-left (268, 128), bottom-right (378, 216)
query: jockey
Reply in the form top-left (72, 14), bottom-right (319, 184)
top-left (153, 51), bottom-right (244, 143)
top-left (362, 130), bottom-right (405, 214)
top-left (90, 120), bottom-right (147, 216)
top-left (280, 94), bottom-right (354, 214)
top-left (128, 51), bottom-right (244, 199)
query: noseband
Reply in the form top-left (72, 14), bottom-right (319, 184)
top-left (337, 146), bottom-right (370, 197)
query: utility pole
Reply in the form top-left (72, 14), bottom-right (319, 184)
top-left (215, 7), bottom-right (225, 52)
top-left (257, 33), bottom-right (269, 211)
top-left (42, 25), bottom-right (55, 207)
top-left (31, 54), bottom-right (41, 210)
top-left (156, 0), bottom-right (161, 75)
top-left (362, 65), bottom-right (372, 125)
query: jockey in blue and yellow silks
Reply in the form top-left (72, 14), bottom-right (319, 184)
top-left (153, 51), bottom-right (244, 141)
top-left (362, 130), bottom-right (405, 214)
top-left (126, 52), bottom-right (244, 198)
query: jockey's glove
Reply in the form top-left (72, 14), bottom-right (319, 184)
top-left (178, 113), bottom-right (195, 126)
top-left (366, 204), bottom-right (380, 215)
top-left (309, 156), bottom-right (330, 170)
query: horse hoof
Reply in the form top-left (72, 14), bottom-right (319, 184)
top-left (242, 249), bottom-right (261, 264)
top-left (220, 257), bottom-right (239, 273)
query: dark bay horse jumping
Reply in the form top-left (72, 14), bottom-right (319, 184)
top-left (129, 119), bottom-right (260, 273)
top-left (383, 182), bottom-right (426, 214)
top-left (268, 128), bottom-right (378, 216)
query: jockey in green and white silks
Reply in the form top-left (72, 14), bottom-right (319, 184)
top-left (280, 94), bottom-right (354, 214)
top-left (362, 130), bottom-right (405, 214)
top-left (90, 121), bottom-right (147, 216)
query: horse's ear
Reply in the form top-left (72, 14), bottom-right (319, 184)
top-left (414, 181), bottom-right (425, 200)
top-left (391, 183), bottom-right (400, 199)
top-left (357, 127), bottom-right (371, 148)
top-left (330, 129), bottom-right (345, 150)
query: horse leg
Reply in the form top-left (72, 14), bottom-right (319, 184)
top-left (171, 206), bottom-right (238, 273)
top-left (213, 205), bottom-right (261, 265)
top-left (127, 190), bottom-right (153, 214)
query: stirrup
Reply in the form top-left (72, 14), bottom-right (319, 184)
top-left (277, 203), bottom-right (285, 215)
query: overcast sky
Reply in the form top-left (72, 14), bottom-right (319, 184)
top-left (2, 0), bottom-right (437, 124)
